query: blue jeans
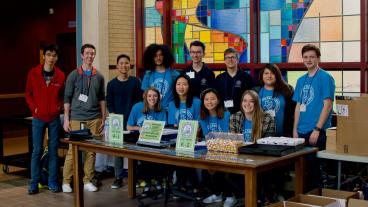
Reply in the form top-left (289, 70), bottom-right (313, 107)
top-left (30, 118), bottom-right (60, 184)
top-left (114, 157), bottom-right (126, 179)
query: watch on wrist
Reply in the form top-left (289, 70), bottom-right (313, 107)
top-left (314, 126), bottom-right (321, 132)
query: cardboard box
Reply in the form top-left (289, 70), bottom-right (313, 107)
top-left (307, 188), bottom-right (359, 207)
top-left (288, 195), bottom-right (339, 207)
top-left (348, 198), bottom-right (368, 207)
top-left (326, 127), bottom-right (337, 151)
top-left (336, 95), bottom-right (368, 156)
top-left (267, 201), bottom-right (317, 207)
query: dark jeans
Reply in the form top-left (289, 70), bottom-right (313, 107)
top-left (30, 117), bottom-right (60, 184)
top-left (298, 130), bottom-right (326, 191)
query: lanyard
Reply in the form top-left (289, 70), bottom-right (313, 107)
top-left (300, 68), bottom-right (319, 105)
top-left (79, 73), bottom-right (92, 96)
top-left (224, 71), bottom-right (239, 100)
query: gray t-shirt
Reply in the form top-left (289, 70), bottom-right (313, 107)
top-left (64, 68), bottom-right (105, 121)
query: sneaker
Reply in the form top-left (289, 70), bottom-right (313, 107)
top-left (223, 196), bottom-right (237, 207)
top-left (111, 179), bottom-right (123, 189)
top-left (48, 181), bottom-right (61, 193)
top-left (62, 184), bottom-right (73, 193)
top-left (28, 182), bottom-right (39, 195)
top-left (202, 194), bottom-right (223, 204)
top-left (84, 182), bottom-right (98, 192)
top-left (141, 185), bottom-right (150, 197)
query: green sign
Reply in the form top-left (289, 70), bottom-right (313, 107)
top-left (138, 120), bottom-right (165, 143)
top-left (176, 120), bottom-right (198, 152)
top-left (108, 114), bottom-right (124, 144)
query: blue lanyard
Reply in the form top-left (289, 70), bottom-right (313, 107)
top-left (300, 68), bottom-right (319, 105)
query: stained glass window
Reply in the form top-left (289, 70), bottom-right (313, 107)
top-left (171, 0), bottom-right (250, 64)
top-left (260, 0), bottom-right (361, 63)
top-left (144, 0), bottom-right (164, 47)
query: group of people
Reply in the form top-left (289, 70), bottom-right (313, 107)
top-left (25, 40), bottom-right (335, 206)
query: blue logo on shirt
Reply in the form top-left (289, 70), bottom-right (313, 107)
top-left (261, 96), bottom-right (280, 112)
top-left (151, 78), bottom-right (169, 98)
top-left (175, 109), bottom-right (193, 122)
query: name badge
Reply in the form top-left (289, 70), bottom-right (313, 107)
top-left (78, 94), bottom-right (88, 102)
top-left (300, 104), bottom-right (306, 112)
top-left (224, 100), bottom-right (234, 108)
top-left (266, 110), bottom-right (276, 117)
top-left (186, 71), bottom-right (195, 79)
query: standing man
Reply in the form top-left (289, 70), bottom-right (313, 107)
top-left (26, 44), bottom-right (65, 194)
top-left (292, 44), bottom-right (335, 189)
top-left (106, 54), bottom-right (142, 189)
top-left (62, 44), bottom-right (106, 193)
top-left (215, 48), bottom-right (254, 114)
top-left (141, 44), bottom-right (179, 109)
top-left (184, 40), bottom-right (215, 98)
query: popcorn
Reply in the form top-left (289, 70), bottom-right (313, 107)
top-left (205, 132), bottom-right (245, 153)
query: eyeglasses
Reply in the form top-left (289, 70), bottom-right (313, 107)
top-left (190, 51), bottom-right (203, 54)
top-left (225, 56), bottom-right (237, 60)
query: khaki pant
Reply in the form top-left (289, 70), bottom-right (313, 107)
top-left (62, 118), bottom-right (102, 184)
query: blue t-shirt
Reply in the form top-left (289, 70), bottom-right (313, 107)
top-left (141, 69), bottom-right (179, 109)
top-left (168, 98), bottom-right (201, 125)
top-left (292, 68), bottom-right (335, 133)
top-left (127, 102), bottom-right (167, 127)
top-left (243, 119), bottom-right (252, 142)
top-left (199, 111), bottom-right (231, 136)
top-left (259, 88), bottom-right (285, 136)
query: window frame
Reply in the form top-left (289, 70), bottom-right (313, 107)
top-left (135, 0), bottom-right (368, 92)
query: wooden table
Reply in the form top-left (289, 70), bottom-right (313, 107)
top-left (68, 139), bottom-right (317, 207)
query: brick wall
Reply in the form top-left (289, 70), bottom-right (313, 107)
top-left (108, 0), bottom-right (135, 79)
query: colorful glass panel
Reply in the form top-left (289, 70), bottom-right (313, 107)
top-left (171, 0), bottom-right (250, 64)
top-left (144, 0), bottom-right (163, 47)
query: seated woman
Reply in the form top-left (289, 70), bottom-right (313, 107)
top-left (215, 90), bottom-right (275, 207)
top-left (126, 87), bottom-right (167, 197)
top-left (230, 90), bottom-right (275, 142)
top-left (199, 88), bottom-right (231, 205)
top-left (127, 87), bottom-right (166, 130)
top-left (199, 88), bottom-right (230, 137)
top-left (253, 64), bottom-right (295, 137)
top-left (168, 74), bottom-right (201, 127)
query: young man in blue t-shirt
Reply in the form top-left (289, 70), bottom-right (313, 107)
top-left (106, 54), bottom-right (142, 189)
top-left (292, 44), bottom-right (335, 190)
top-left (141, 44), bottom-right (179, 109)
top-left (292, 44), bottom-right (335, 149)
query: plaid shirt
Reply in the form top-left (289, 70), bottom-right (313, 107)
top-left (229, 111), bottom-right (275, 137)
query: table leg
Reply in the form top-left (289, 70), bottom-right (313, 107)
top-left (128, 158), bottom-right (136, 198)
top-left (245, 169), bottom-right (257, 207)
top-left (295, 155), bottom-right (306, 195)
top-left (337, 160), bottom-right (341, 190)
top-left (72, 144), bottom-right (84, 207)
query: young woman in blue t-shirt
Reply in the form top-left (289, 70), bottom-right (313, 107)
top-left (168, 74), bottom-right (201, 126)
top-left (199, 88), bottom-right (230, 137)
top-left (254, 64), bottom-right (295, 137)
top-left (127, 87), bottom-right (166, 130)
